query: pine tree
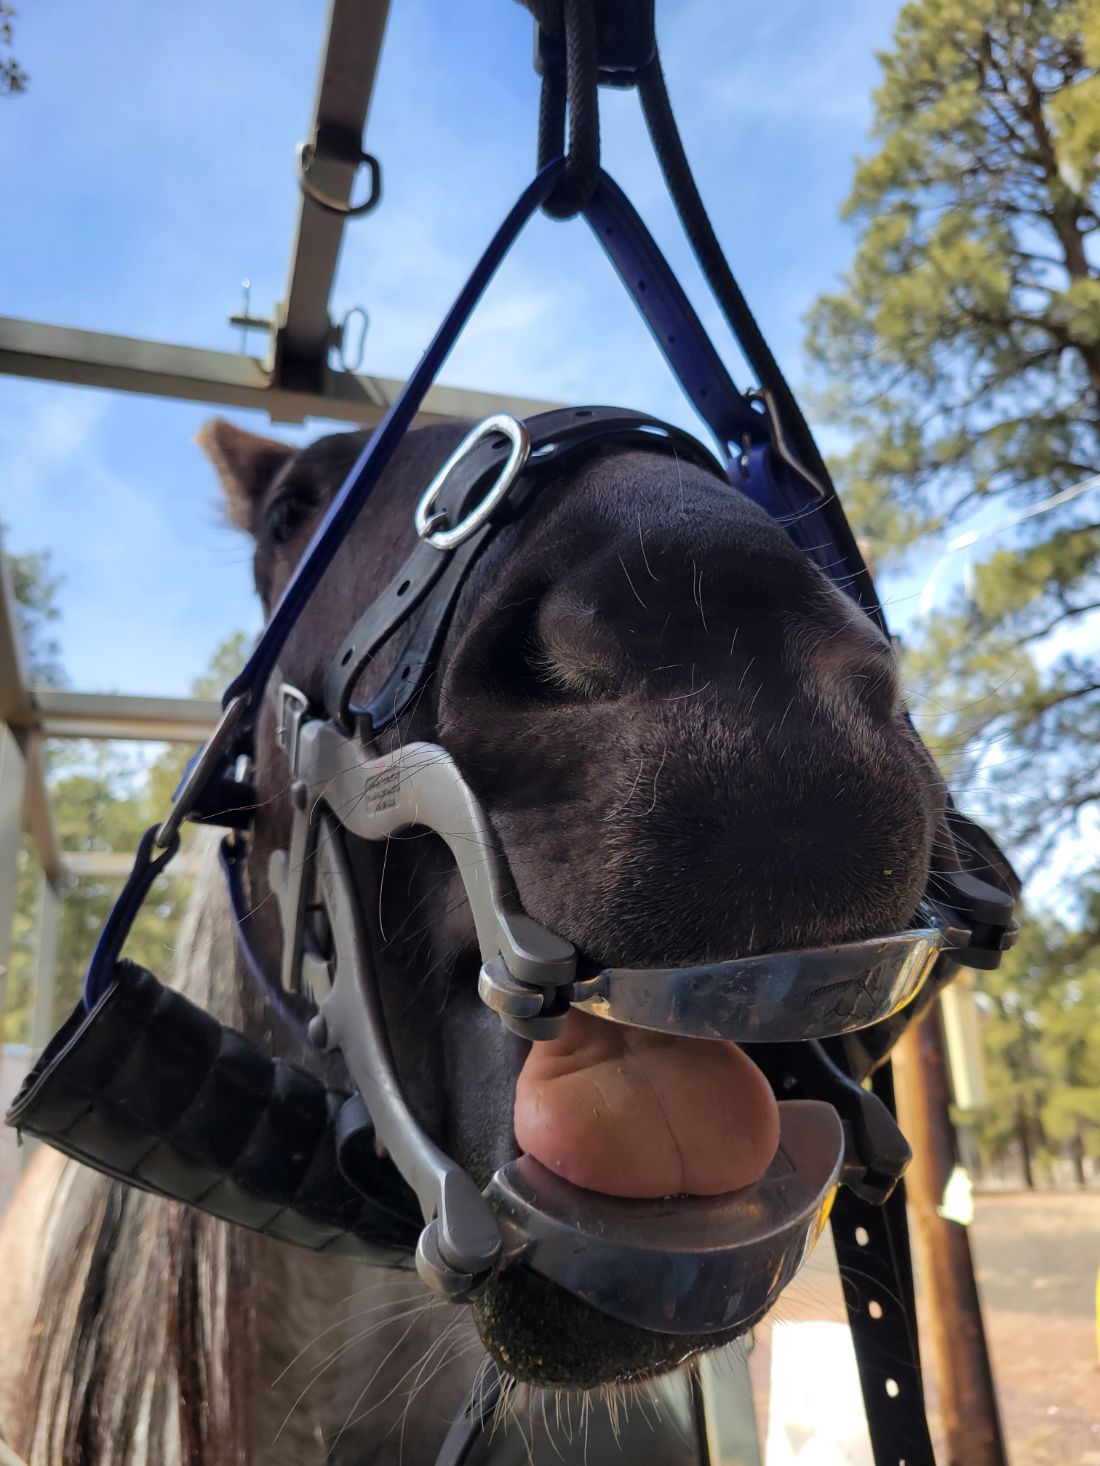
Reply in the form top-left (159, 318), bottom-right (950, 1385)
top-left (806, 0), bottom-right (1100, 871)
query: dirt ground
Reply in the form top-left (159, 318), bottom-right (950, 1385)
top-left (748, 1189), bottom-right (1100, 1465)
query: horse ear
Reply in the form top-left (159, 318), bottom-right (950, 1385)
top-left (197, 419), bottom-right (295, 535)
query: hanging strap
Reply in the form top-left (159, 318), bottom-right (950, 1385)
top-left (218, 159), bottom-right (858, 760)
top-left (87, 154), bottom-right (866, 1017)
top-left (830, 1060), bottom-right (936, 1466)
top-left (434, 1365), bottom-right (506, 1466)
top-left (832, 1185), bottom-right (935, 1466)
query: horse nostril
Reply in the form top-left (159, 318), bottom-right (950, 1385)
top-left (813, 635), bottom-right (901, 721)
top-left (533, 590), bottom-right (625, 701)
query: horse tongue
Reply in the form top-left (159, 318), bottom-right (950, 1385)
top-left (513, 1010), bottom-right (780, 1199)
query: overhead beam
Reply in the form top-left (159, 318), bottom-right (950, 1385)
top-left (278, 0), bottom-right (392, 378)
top-left (26, 689), bottom-right (220, 744)
top-left (61, 849), bottom-right (203, 880)
top-left (0, 317), bottom-right (561, 427)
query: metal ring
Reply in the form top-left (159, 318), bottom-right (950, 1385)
top-left (296, 141), bottom-right (382, 219)
top-left (747, 388), bottom-right (829, 503)
top-left (414, 415), bottom-right (531, 551)
top-left (338, 305), bottom-right (369, 373)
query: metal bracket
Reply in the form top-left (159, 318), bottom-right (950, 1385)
top-left (296, 123), bottom-right (382, 219)
top-left (269, 684), bottom-right (332, 999)
top-left (296, 726), bottom-right (577, 991)
top-left (747, 387), bottom-right (829, 504)
top-left (930, 869), bottom-right (1019, 970)
top-left (154, 694), bottom-right (249, 849)
top-left (752, 1041), bottom-right (911, 1206)
top-left (309, 810), bottom-right (503, 1300)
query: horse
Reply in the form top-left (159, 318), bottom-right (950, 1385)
top-left (0, 411), bottom-right (948, 1464)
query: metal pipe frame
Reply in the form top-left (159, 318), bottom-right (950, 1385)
top-left (0, 0), bottom-right (561, 429)
top-left (276, 0), bottom-right (391, 381)
top-left (30, 689), bottom-right (219, 744)
top-left (0, 317), bottom-right (560, 428)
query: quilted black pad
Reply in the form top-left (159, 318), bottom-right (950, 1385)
top-left (5, 960), bottom-right (422, 1261)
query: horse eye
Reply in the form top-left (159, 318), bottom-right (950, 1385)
top-left (266, 493), bottom-right (315, 547)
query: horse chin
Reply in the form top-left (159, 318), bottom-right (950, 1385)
top-left (471, 1267), bottom-right (753, 1390)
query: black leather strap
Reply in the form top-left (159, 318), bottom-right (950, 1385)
top-left (325, 406), bottom-right (727, 733)
top-left (832, 1184), bottom-right (934, 1466)
top-left (434, 1363), bottom-right (506, 1466)
top-left (830, 1062), bottom-right (935, 1466)
top-left (6, 960), bottom-right (422, 1260)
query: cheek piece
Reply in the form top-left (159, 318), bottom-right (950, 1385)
top-left (6, 161), bottom-right (1017, 1464)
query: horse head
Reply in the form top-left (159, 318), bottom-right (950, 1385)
top-left (201, 413), bottom-right (945, 1390)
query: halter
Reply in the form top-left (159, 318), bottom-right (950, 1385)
top-left (8, 160), bottom-right (1017, 1464)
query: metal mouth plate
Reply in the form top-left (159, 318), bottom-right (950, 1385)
top-left (297, 730), bottom-right (957, 1046)
top-left (569, 924), bottom-right (952, 1044)
top-left (486, 1099), bottom-right (843, 1335)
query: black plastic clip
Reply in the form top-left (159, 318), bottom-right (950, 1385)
top-left (533, 0), bottom-right (656, 88)
top-left (931, 869), bottom-right (1019, 971)
top-left (750, 1040), bottom-right (911, 1206)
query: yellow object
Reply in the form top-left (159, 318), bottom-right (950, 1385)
top-left (941, 970), bottom-right (989, 1111)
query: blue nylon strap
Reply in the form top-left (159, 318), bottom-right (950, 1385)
top-left (224, 160), bottom-right (566, 725)
top-left (85, 825), bottom-right (178, 1005)
top-left (585, 175), bottom-right (762, 452)
top-left (222, 162), bottom-right (801, 735)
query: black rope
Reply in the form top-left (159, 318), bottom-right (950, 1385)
top-left (524, 3), bottom-right (848, 536)
top-left (535, 0), bottom-right (602, 218)
top-left (636, 48), bottom-right (887, 627)
top-left (635, 53), bottom-right (834, 497)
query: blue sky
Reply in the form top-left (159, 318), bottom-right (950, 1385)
top-left (1, 0), bottom-right (902, 695)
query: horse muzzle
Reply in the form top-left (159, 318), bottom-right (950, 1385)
top-left (5, 410), bottom-right (1018, 1355)
top-left (250, 707), bottom-right (1014, 1337)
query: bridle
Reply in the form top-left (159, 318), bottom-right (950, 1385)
top-left (8, 162), bottom-right (1017, 1464)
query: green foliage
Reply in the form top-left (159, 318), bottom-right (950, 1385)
top-left (807, 0), bottom-right (1100, 1179)
top-left (971, 908), bottom-right (1100, 1175)
top-left (3, 532), bottom-right (66, 685)
top-left (0, 2), bottom-right (27, 98)
top-left (806, 0), bottom-right (1100, 875)
top-left (5, 634), bottom-right (248, 1044)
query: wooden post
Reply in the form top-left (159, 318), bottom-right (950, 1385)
top-left (0, 722), bottom-right (28, 1047)
top-left (893, 998), bottom-right (1009, 1466)
top-left (29, 871), bottom-right (61, 1052)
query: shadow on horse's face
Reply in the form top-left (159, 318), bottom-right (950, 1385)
top-left (202, 417), bottom-right (943, 1389)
